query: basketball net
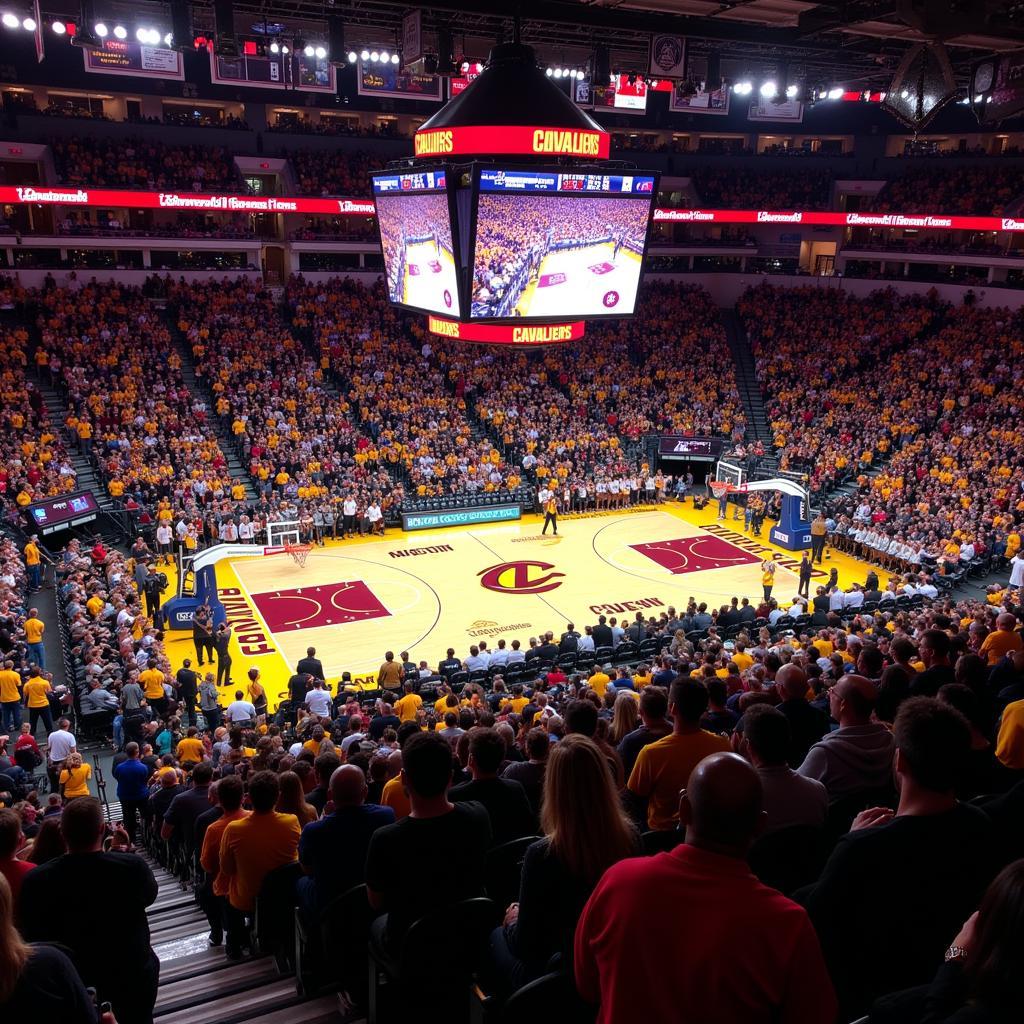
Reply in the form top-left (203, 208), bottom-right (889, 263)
top-left (709, 480), bottom-right (732, 500)
top-left (284, 541), bottom-right (312, 567)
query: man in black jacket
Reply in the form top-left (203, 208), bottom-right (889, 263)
top-left (450, 727), bottom-right (534, 844)
top-left (20, 798), bottom-right (159, 1023)
top-left (176, 659), bottom-right (199, 727)
top-left (297, 646), bottom-right (325, 680)
top-left (797, 697), bottom-right (995, 1019)
top-left (214, 623), bottom-right (233, 687)
top-left (536, 633), bottom-right (559, 663)
top-left (774, 664), bottom-right (829, 766)
top-left (591, 616), bottom-right (613, 649)
top-left (558, 624), bottom-right (580, 654)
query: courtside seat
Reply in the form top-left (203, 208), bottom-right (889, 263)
top-left (613, 642), bottom-right (638, 664)
top-left (637, 637), bottom-right (659, 659)
top-left (469, 669), bottom-right (489, 686)
top-left (774, 615), bottom-right (795, 629)
top-left (449, 671), bottom-right (469, 691)
top-left (685, 630), bottom-right (707, 644)
top-left (657, 635), bottom-right (673, 653)
top-left (504, 664), bottom-right (525, 686)
top-left (574, 653), bottom-right (595, 674)
top-left (592, 646), bottom-right (614, 664)
top-left (556, 652), bottom-right (577, 672)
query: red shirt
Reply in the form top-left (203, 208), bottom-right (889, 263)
top-left (0, 858), bottom-right (35, 905)
top-left (575, 844), bottom-right (836, 1024)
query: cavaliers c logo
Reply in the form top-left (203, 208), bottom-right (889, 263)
top-left (478, 561), bottom-right (565, 595)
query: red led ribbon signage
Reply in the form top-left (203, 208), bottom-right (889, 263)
top-left (0, 186), bottom-right (375, 217)
top-left (2, 187), bottom-right (1020, 234)
top-left (413, 124), bottom-right (610, 159)
top-left (427, 316), bottom-right (585, 345)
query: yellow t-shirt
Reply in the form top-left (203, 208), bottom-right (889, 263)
top-left (732, 651), bottom-right (754, 672)
top-left (0, 669), bottom-right (22, 703)
top-left (509, 696), bottom-right (529, 714)
top-left (24, 618), bottom-right (45, 644)
top-left (588, 672), bottom-right (611, 698)
top-left (140, 668), bottom-right (165, 700)
top-left (59, 763), bottom-right (92, 798)
top-left (627, 729), bottom-right (732, 831)
top-left (219, 811), bottom-right (300, 913)
top-left (23, 678), bottom-right (51, 708)
top-left (762, 569), bottom-right (776, 586)
top-left (394, 692), bottom-right (423, 722)
top-left (177, 738), bottom-right (205, 763)
top-left (381, 775), bottom-right (412, 820)
top-left (996, 698), bottom-right (1024, 771)
top-left (86, 595), bottom-right (104, 619)
top-left (24, 542), bottom-right (40, 566)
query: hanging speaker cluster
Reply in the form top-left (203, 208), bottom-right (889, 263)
top-left (880, 42), bottom-right (957, 130)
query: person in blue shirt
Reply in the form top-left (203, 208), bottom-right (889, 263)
top-left (112, 741), bottom-right (151, 846)
top-left (297, 764), bottom-right (394, 921)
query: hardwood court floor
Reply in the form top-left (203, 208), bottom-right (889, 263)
top-left (161, 502), bottom-right (877, 706)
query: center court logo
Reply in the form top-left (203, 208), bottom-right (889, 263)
top-left (478, 560), bottom-right (565, 594)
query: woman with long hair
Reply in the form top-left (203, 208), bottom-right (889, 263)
top-left (0, 874), bottom-right (113, 1019)
top-left (276, 770), bottom-right (317, 826)
top-left (609, 692), bottom-right (640, 746)
top-left (487, 734), bottom-right (638, 993)
top-left (25, 817), bottom-right (66, 865)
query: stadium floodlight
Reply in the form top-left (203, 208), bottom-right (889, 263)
top-left (379, 49), bottom-right (388, 62)
top-left (760, 81), bottom-right (777, 99)
top-left (554, 67), bottom-right (563, 78)
top-left (52, 20), bottom-right (66, 34)
top-left (545, 66), bottom-right (552, 76)
top-left (164, 32), bottom-right (172, 46)
top-left (369, 50), bottom-right (378, 61)
top-left (733, 80), bottom-right (752, 95)
top-left (315, 45), bottom-right (326, 59)
top-left (94, 22), bottom-right (108, 36)
top-left (269, 40), bottom-right (279, 53)
top-left (786, 84), bottom-right (798, 98)
top-left (360, 48), bottom-right (369, 61)
top-left (280, 44), bottom-right (288, 54)
top-left (900, 89), bottom-right (909, 99)
top-left (304, 43), bottom-right (314, 56)
top-left (827, 86), bottom-right (843, 99)
top-left (113, 24), bottom-right (126, 39)
top-left (1, 13), bottom-right (19, 28)
top-left (347, 50), bottom-right (357, 62)
top-left (390, 53), bottom-right (399, 64)
top-left (22, 15), bottom-right (36, 31)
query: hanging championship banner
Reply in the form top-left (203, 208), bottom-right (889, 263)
top-left (648, 33), bottom-right (686, 79)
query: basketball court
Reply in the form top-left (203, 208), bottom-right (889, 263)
top-left (161, 501), bottom-right (877, 707)
top-left (402, 239), bottom-right (459, 314)
top-left (515, 242), bottom-right (643, 316)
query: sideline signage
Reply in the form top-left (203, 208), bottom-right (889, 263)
top-left (403, 504), bottom-right (522, 531)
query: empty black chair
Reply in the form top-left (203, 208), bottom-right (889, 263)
top-left (793, 613), bottom-right (812, 628)
top-left (774, 615), bottom-right (795, 629)
top-left (504, 664), bottom-right (525, 686)
top-left (369, 898), bottom-right (498, 1022)
top-left (574, 652), bottom-right (595, 674)
top-left (484, 835), bottom-right (539, 911)
top-left (657, 634), bottom-right (673, 653)
top-left (254, 860), bottom-right (304, 972)
top-left (592, 646), bottom-right (614, 664)
top-left (497, 969), bottom-right (595, 1024)
top-left (556, 652), bottom-right (577, 672)
top-left (295, 883), bottom-right (373, 996)
top-left (637, 637), bottom-right (659, 659)
top-left (613, 642), bottom-right (639, 665)
top-left (685, 630), bottom-right (707, 644)
top-left (449, 670), bottom-right (469, 690)
top-left (641, 828), bottom-right (681, 856)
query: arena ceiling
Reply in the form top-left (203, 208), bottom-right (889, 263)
top-left (40, 1), bottom-right (1024, 89)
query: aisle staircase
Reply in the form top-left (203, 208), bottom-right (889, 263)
top-left (721, 309), bottom-right (771, 444)
top-left (144, 855), bottom-right (346, 1024)
top-left (162, 306), bottom-right (259, 502)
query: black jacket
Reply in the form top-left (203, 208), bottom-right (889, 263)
top-left (297, 656), bottom-right (324, 679)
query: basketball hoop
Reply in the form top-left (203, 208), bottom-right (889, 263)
top-left (284, 542), bottom-right (312, 568)
top-left (709, 480), bottom-right (732, 500)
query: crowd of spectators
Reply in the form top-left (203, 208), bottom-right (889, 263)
top-left (50, 137), bottom-right (244, 193)
top-left (34, 281), bottom-right (234, 513)
top-left (869, 164), bottom-right (1024, 215)
top-left (285, 148), bottom-right (374, 197)
top-left (4, 535), bottom-right (1024, 1022)
top-left (0, 280), bottom-right (78, 510)
top-left (175, 278), bottom-right (404, 527)
top-left (693, 168), bottom-right (833, 209)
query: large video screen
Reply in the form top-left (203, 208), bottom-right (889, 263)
top-left (372, 169), bottom-right (461, 317)
top-left (470, 168), bottom-right (657, 320)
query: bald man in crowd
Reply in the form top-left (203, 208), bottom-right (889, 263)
top-left (796, 674), bottom-right (895, 799)
top-left (575, 752), bottom-right (837, 1024)
top-left (773, 663), bottom-right (830, 767)
top-left (297, 764), bottom-right (394, 916)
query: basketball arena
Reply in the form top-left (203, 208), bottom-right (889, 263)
top-left (2, 3), bottom-right (1024, 1024)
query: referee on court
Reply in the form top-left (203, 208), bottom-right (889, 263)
top-left (542, 493), bottom-right (559, 536)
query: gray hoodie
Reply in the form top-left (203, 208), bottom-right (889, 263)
top-left (796, 723), bottom-right (895, 799)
